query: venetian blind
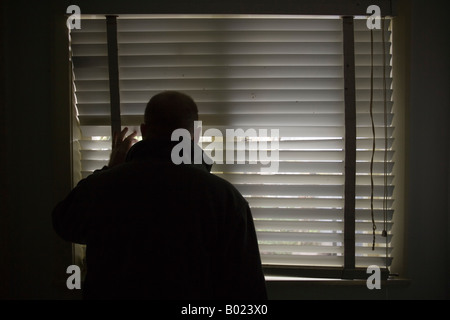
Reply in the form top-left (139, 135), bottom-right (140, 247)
top-left (70, 15), bottom-right (394, 271)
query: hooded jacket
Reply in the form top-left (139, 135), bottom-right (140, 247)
top-left (52, 139), bottom-right (267, 300)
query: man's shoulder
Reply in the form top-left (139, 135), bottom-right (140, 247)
top-left (85, 162), bottom-right (248, 207)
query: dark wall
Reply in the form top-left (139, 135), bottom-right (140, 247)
top-left (405, 0), bottom-right (450, 299)
top-left (1, 0), bottom-right (75, 299)
top-left (0, 0), bottom-right (448, 299)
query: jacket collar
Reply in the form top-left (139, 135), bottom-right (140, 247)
top-left (125, 138), bottom-right (213, 173)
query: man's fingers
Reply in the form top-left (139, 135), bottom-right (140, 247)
top-left (125, 132), bottom-right (138, 149)
top-left (108, 128), bottom-right (138, 168)
top-left (112, 131), bottom-right (119, 149)
top-left (112, 128), bottom-right (134, 149)
top-left (118, 127), bottom-right (129, 142)
top-left (125, 131), bottom-right (138, 142)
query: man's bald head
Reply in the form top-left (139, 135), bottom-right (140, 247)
top-left (141, 91), bottom-right (199, 140)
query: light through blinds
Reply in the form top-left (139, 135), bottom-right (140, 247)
top-left (70, 15), bottom-right (394, 272)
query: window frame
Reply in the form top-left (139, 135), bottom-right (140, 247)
top-left (67, 0), bottom-right (400, 281)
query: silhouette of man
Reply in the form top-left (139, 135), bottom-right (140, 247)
top-left (52, 91), bottom-right (268, 300)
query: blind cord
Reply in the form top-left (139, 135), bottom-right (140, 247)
top-left (370, 28), bottom-right (376, 251)
top-left (381, 18), bottom-right (389, 272)
top-left (382, 17), bottom-right (388, 238)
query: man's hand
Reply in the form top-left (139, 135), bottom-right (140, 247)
top-left (108, 127), bottom-right (138, 168)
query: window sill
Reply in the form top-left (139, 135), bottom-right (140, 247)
top-left (265, 276), bottom-right (411, 287)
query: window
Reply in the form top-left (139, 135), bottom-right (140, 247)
top-left (70, 14), bottom-right (394, 279)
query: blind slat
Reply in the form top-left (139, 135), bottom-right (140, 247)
top-left (73, 65), bottom-right (393, 80)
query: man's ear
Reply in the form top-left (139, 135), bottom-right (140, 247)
top-left (140, 123), bottom-right (148, 139)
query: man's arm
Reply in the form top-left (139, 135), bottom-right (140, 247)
top-left (52, 176), bottom-right (96, 244)
top-left (218, 203), bottom-right (268, 300)
top-left (52, 128), bottom-right (137, 243)
top-left (236, 204), bottom-right (268, 299)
